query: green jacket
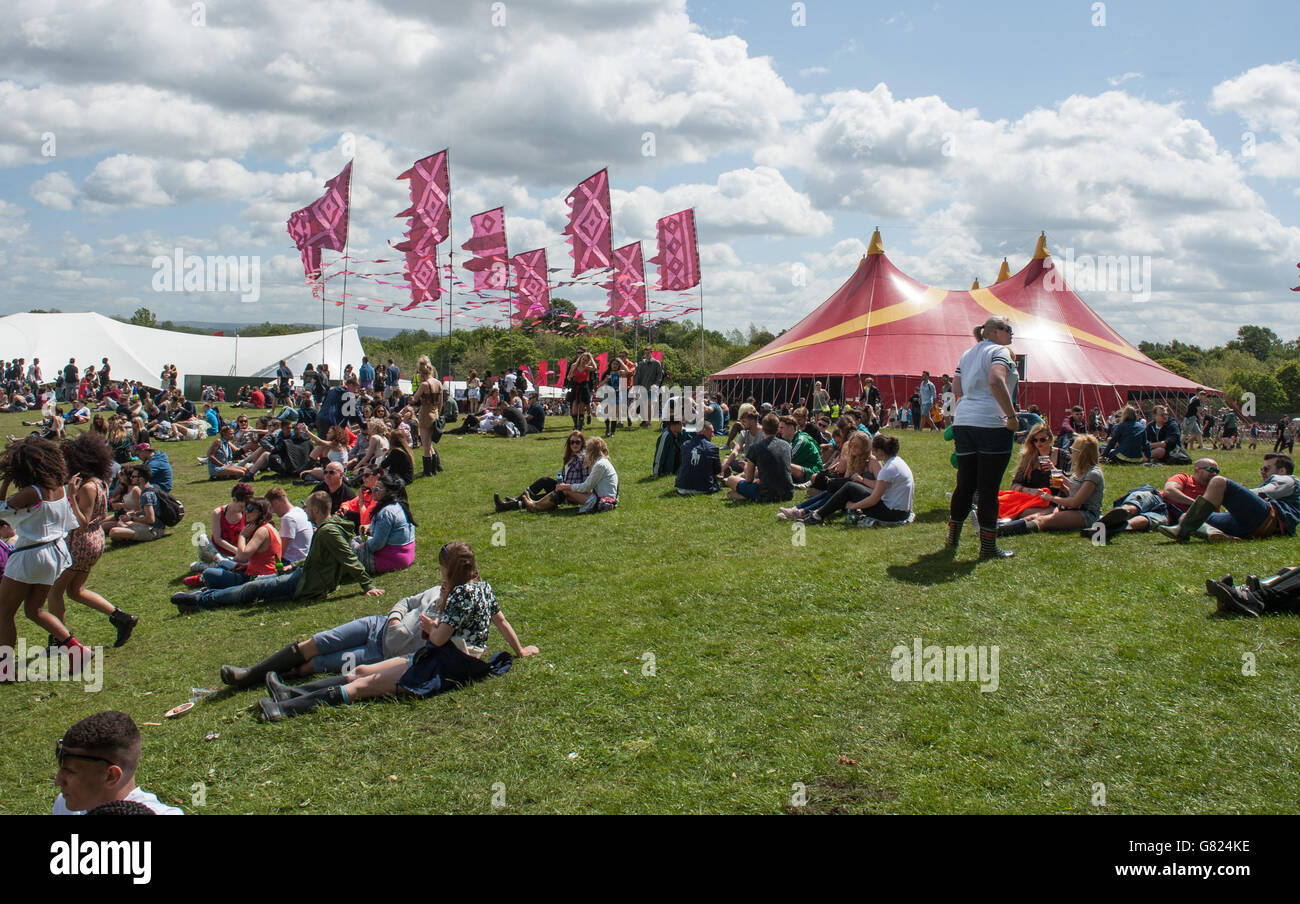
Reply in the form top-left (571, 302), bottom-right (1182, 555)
top-left (293, 514), bottom-right (374, 600)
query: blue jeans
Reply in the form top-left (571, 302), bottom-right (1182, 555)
top-left (196, 569), bottom-right (302, 609)
top-left (202, 566), bottom-right (249, 590)
top-left (1205, 480), bottom-right (1271, 538)
top-left (1117, 489), bottom-right (1163, 514)
top-left (312, 614), bottom-right (388, 673)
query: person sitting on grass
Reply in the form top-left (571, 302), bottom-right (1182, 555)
top-left (997, 423), bottom-right (1069, 522)
top-left (723, 413), bottom-right (793, 504)
top-left (339, 465), bottom-right (382, 528)
top-left (778, 430), bottom-right (871, 520)
top-left (495, 430), bottom-right (589, 512)
top-left (193, 482), bottom-right (254, 569)
top-left (998, 434), bottom-right (1105, 537)
top-left (1145, 405), bottom-right (1182, 462)
top-left (102, 466), bottom-right (166, 544)
top-left (793, 433), bottom-right (913, 525)
top-left (520, 437), bottom-right (618, 514)
top-left (1157, 453), bottom-right (1300, 543)
top-left (297, 424), bottom-right (352, 484)
top-left (205, 425), bottom-right (252, 481)
top-left (652, 418), bottom-right (686, 478)
top-left (676, 422), bottom-right (722, 495)
top-left (309, 461), bottom-right (356, 515)
top-left (133, 443), bottom-right (172, 492)
top-left (191, 497), bottom-right (281, 590)
top-left (720, 404), bottom-right (760, 478)
top-left (53, 711), bottom-right (183, 815)
top-left (780, 414), bottom-right (823, 485)
top-left (1101, 405), bottom-right (1151, 464)
top-left (266, 485), bottom-right (313, 564)
top-left (256, 541), bottom-right (538, 721)
top-left (219, 584), bottom-right (446, 690)
top-left (1093, 459), bottom-right (1219, 536)
top-left (352, 474), bottom-right (416, 576)
top-left (170, 491), bottom-right (382, 613)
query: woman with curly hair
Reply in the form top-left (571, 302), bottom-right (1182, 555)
top-left (257, 541), bottom-right (538, 721)
top-left (494, 429), bottom-right (590, 511)
top-left (0, 437), bottom-right (86, 678)
top-left (46, 433), bottom-right (138, 648)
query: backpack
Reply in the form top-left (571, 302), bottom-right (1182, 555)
top-left (153, 488), bottom-right (185, 527)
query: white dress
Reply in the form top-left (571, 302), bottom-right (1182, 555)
top-left (0, 485), bottom-right (77, 584)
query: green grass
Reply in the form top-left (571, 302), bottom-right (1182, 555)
top-left (2, 413), bottom-right (1298, 814)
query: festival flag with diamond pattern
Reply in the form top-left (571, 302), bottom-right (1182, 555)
top-left (604, 241), bottom-right (647, 317)
top-left (286, 161), bottom-right (352, 281)
top-left (650, 208), bottom-right (700, 291)
top-left (563, 168), bottom-right (612, 276)
top-left (511, 248), bottom-right (550, 323)
top-left (462, 207), bottom-right (509, 291)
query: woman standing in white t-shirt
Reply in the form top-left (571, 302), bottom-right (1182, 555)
top-left (947, 315), bottom-right (1020, 560)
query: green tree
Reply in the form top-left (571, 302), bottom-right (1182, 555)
top-left (1226, 370), bottom-right (1287, 415)
top-left (490, 330), bottom-right (540, 372)
top-left (129, 306), bottom-right (158, 327)
top-left (1155, 357), bottom-right (1193, 379)
top-left (1229, 325), bottom-right (1280, 362)
top-left (1274, 361), bottom-right (1300, 410)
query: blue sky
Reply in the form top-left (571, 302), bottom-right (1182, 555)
top-left (1, 0), bottom-right (1297, 346)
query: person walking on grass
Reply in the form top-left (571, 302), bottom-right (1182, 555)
top-left (0, 437), bottom-right (86, 679)
top-left (47, 433), bottom-right (137, 648)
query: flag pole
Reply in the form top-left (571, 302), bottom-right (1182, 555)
top-left (445, 149), bottom-right (453, 380)
top-left (339, 159), bottom-right (353, 376)
top-left (693, 209), bottom-right (705, 383)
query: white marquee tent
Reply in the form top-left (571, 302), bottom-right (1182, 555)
top-left (0, 312), bottom-right (366, 388)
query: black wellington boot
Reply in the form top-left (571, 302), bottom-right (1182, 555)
top-left (221, 643), bottom-right (306, 690)
top-left (259, 685), bottom-right (348, 722)
top-left (422, 455), bottom-right (435, 478)
top-left (108, 608), bottom-right (139, 648)
top-left (266, 671), bottom-right (350, 703)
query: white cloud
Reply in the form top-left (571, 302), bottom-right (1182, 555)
top-left (1210, 60), bottom-right (1300, 182)
top-left (1107, 72), bottom-right (1144, 87)
top-left (30, 170), bottom-right (78, 209)
top-left (799, 66), bottom-right (829, 78)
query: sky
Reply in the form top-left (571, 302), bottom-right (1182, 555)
top-left (1, 0), bottom-right (1298, 348)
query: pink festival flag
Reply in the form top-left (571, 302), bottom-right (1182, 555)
top-left (462, 207), bottom-right (510, 291)
top-left (604, 241), bottom-right (647, 318)
top-left (511, 248), bottom-right (551, 323)
top-left (402, 244), bottom-right (440, 309)
top-left (536, 361), bottom-right (549, 386)
top-left (563, 168), bottom-right (613, 276)
top-left (555, 357), bottom-right (569, 387)
top-left (595, 352), bottom-right (608, 380)
top-left (395, 151), bottom-right (451, 247)
top-left (650, 208), bottom-right (700, 291)
top-left (287, 161), bottom-right (353, 280)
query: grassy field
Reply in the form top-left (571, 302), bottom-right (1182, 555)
top-left (2, 411), bottom-right (1298, 814)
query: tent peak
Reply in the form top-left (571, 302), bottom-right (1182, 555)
top-left (996, 258), bottom-right (1011, 282)
top-left (971, 278), bottom-right (980, 290)
top-left (867, 228), bottom-right (884, 255)
top-left (1032, 232), bottom-right (1050, 260)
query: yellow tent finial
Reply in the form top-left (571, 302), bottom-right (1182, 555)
top-left (971, 278), bottom-right (980, 290)
top-left (867, 228), bottom-right (884, 255)
top-left (996, 258), bottom-right (1011, 282)
top-left (1032, 232), bottom-right (1050, 260)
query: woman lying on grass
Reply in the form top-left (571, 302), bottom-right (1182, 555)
top-left (997, 434), bottom-right (1105, 537)
top-left (257, 541), bottom-right (538, 721)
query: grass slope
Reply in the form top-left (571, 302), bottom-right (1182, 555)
top-left (2, 413), bottom-right (1297, 814)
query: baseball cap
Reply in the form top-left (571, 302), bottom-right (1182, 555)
top-left (134, 442), bottom-right (152, 452)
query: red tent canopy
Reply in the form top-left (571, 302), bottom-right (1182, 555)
top-left (712, 231), bottom-right (1206, 416)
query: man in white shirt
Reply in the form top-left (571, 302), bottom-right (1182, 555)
top-left (53, 711), bottom-right (183, 815)
top-left (267, 486), bottom-right (313, 563)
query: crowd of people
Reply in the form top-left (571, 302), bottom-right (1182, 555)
top-left (7, 330), bottom-right (1300, 817)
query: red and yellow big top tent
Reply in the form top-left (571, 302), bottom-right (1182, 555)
top-left (711, 230), bottom-right (1207, 416)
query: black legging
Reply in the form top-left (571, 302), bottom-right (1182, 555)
top-left (524, 476), bottom-right (559, 498)
top-left (814, 480), bottom-right (871, 517)
top-left (950, 451), bottom-right (1013, 529)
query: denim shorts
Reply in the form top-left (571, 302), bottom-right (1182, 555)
top-left (312, 614), bottom-right (389, 673)
top-left (953, 425), bottom-right (1014, 456)
top-left (735, 480), bottom-right (761, 501)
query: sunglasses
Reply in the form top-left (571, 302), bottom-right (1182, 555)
top-left (1033, 437), bottom-right (1050, 444)
top-left (56, 738), bottom-right (116, 768)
